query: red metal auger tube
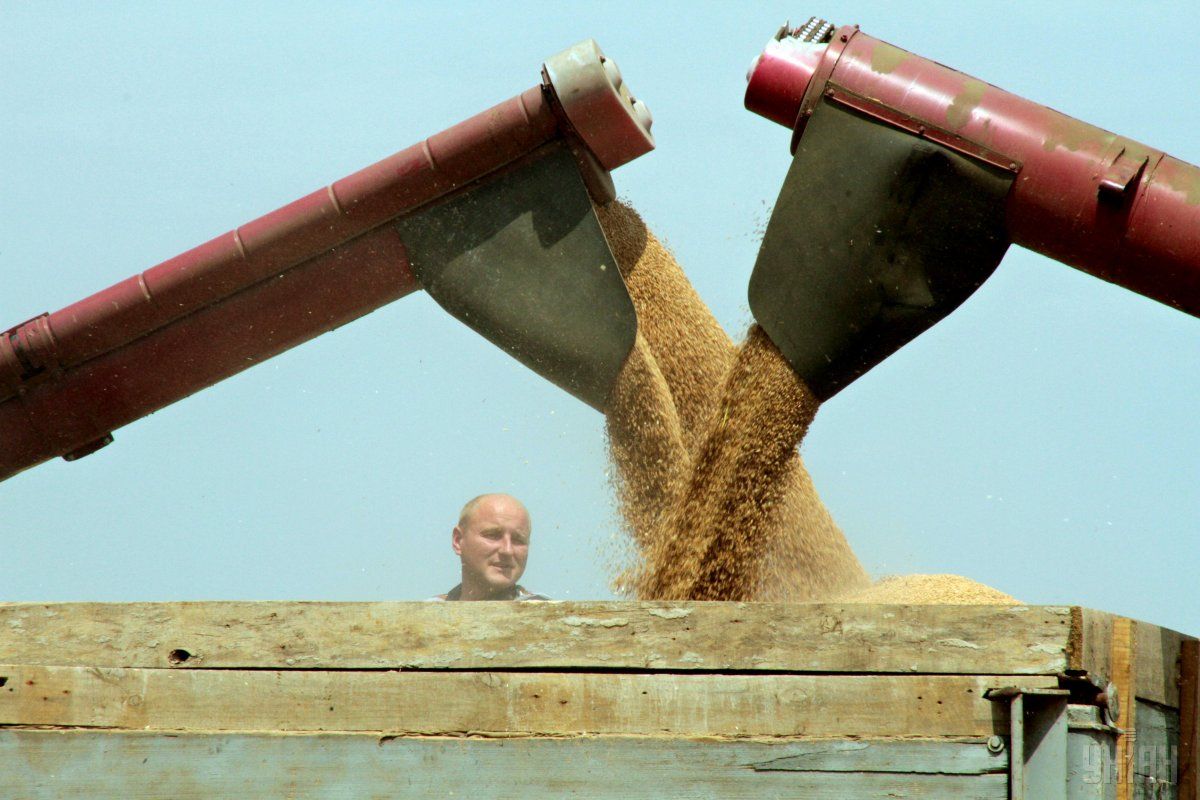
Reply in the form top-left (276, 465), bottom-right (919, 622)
top-left (746, 20), bottom-right (1200, 318)
top-left (0, 40), bottom-right (653, 482)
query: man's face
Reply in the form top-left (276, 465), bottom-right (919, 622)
top-left (452, 496), bottom-right (531, 596)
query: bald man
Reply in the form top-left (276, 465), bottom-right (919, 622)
top-left (431, 494), bottom-right (549, 601)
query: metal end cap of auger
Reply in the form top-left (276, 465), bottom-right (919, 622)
top-left (745, 17), bottom-right (836, 128)
top-left (543, 40), bottom-right (654, 172)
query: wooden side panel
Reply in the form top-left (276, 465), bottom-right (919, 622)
top-left (1, 731), bottom-right (1011, 800)
top-left (0, 665), bottom-right (1051, 737)
top-left (1113, 616), bottom-right (1139, 800)
top-left (1073, 608), bottom-right (1115, 682)
top-left (750, 738), bottom-right (1006, 773)
top-left (1136, 621), bottom-right (1187, 709)
top-left (1180, 639), bottom-right (1199, 800)
top-left (1074, 608), bottom-right (1193, 709)
top-left (0, 601), bottom-right (1074, 673)
top-left (1133, 700), bottom-right (1179, 800)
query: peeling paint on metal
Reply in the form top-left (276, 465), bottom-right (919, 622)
top-left (647, 608), bottom-right (691, 620)
top-left (1162, 163), bottom-right (1200, 206)
top-left (869, 42), bottom-right (909, 75)
top-left (936, 638), bottom-right (983, 650)
top-left (1041, 116), bottom-right (1116, 154)
top-left (560, 616), bottom-right (630, 628)
top-left (980, 117), bottom-right (992, 139)
top-left (946, 79), bottom-right (986, 131)
top-left (1184, 179), bottom-right (1200, 206)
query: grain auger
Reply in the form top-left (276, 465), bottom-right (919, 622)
top-left (0, 40), bottom-right (652, 482)
top-left (744, 17), bottom-right (1199, 400)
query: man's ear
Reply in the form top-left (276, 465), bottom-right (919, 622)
top-left (452, 525), bottom-right (464, 556)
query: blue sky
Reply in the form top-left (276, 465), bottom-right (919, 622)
top-left (2, 2), bottom-right (1197, 634)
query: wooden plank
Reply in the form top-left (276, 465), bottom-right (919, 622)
top-left (1, 730), bottom-right (1011, 800)
top-left (1113, 616), bottom-right (1139, 800)
top-left (0, 664), bottom-right (1054, 737)
top-left (1180, 639), bottom-right (1199, 800)
top-left (1133, 700), bottom-right (1179, 800)
top-left (1072, 608), bottom-right (1193, 709)
top-left (1072, 608), bottom-right (1114, 683)
top-left (0, 601), bottom-right (1074, 673)
top-left (749, 737), bottom-right (1006, 774)
top-left (1136, 620), bottom-right (1188, 708)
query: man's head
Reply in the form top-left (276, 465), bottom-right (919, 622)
top-left (452, 493), bottom-right (532, 600)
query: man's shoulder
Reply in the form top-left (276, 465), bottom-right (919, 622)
top-left (424, 584), bottom-right (550, 601)
top-left (426, 583), bottom-right (461, 601)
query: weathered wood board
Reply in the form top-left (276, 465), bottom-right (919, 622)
top-left (1134, 700), bottom-right (1180, 800)
top-left (0, 665), bottom-right (1046, 737)
top-left (1114, 615), bottom-right (1139, 800)
top-left (0, 601), bottom-right (1075, 674)
top-left (1071, 608), bottom-right (1190, 709)
top-left (1181, 639), bottom-right (1199, 800)
top-left (1, 731), bottom-right (1010, 800)
top-left (1137, 620), bottom-right (1188, 709)
top-left (1, 601), bottom-right (1192, 799)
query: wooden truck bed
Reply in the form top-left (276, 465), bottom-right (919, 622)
top-left (1, 602), bottom-right (1195, 798)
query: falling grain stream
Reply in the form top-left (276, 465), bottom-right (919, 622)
top-left (597, 201), bottom-right (1016, 604)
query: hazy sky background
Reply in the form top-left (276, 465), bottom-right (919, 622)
top-left (2, 2), bottom-right (1197, 634)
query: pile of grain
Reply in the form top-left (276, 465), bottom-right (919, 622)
top-left (597, 201), bottom-right (867, 601)
top-left (835, 575), bottom-right (1020, 605)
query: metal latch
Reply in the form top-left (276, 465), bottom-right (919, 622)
top-left (1098, 147), bottom-right (1149, 204)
